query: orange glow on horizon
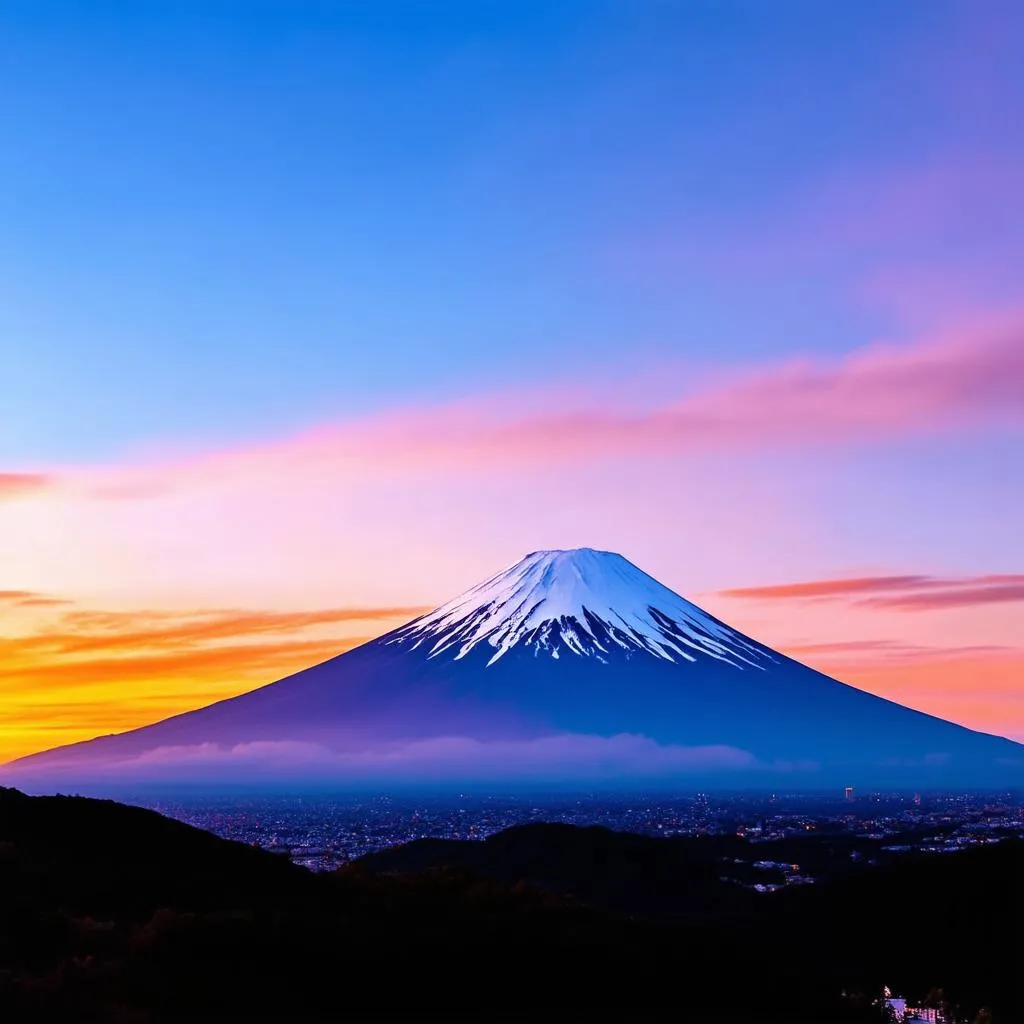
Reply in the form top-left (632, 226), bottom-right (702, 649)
top-left (782, 648), bottom-right (1024, 744)
top-left (0, 603), bottom-right (428, 762)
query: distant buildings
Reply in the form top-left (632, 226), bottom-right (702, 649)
top-left (142, 790), bottom-right (1024, 872)
top-left (883, 987), bottom-right (948, 1023)
top-left (884, 991), bottom-right (907, 1018)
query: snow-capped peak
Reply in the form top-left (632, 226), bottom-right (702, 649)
top-left (387, 548), bottom-right (770, 668)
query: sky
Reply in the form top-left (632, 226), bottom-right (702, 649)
top-left (1, 0), bottom-right (1022, 761)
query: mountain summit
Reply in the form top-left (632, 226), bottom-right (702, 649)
top-left (8, 549), bottom-right (1022, 788)
top-left (389, 548), bottom-right (766, 667)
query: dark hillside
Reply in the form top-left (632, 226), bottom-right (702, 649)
top-left (358, 821), bottom-right (1024, 1019)
top-left (1, 788), bottom-right (1019, 1023)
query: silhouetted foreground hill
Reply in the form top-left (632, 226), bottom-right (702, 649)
top-left (359, 822), bottom-right (1024, 1016)
top-left (1, 787), bottom-right (1020, 1023)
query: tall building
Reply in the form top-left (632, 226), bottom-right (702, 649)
top-left (844, 786), bottom-right (855, 802)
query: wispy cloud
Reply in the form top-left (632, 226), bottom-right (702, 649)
top-left (780, 639), bottom-right (1012, 663)
top-left (34, 605), bottom-right (430, 656)
top-left (861, 581), bottom-right (1024, 611)
top-left (0, 590), bottom-right (72, 608)
top-left (720, 576), bottom-right (940, 600)
top-left (51, 314), bottom-right (1024, 504)
top-left (0, 637), bottom-right (361, 688)
top-left (0, 601), bottom-right (427, 761)
top-left (720, 573), bottom-right (1024, 611)
top-left (0, 473), bottom-right (51, 500)
top-left (1, 602), bottom-right (428, 680)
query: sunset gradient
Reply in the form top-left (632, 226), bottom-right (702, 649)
top-left (1, 1), bottom-right (1022, 761)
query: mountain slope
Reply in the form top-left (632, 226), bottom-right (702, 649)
top-left (8, 549), bottom-right (1022, 787)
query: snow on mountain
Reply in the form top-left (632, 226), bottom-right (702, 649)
top-left (387, 548), bottom-right (769, 668)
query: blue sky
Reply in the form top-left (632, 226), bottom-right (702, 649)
top-left (3, 0), bottom-right (1010, 462)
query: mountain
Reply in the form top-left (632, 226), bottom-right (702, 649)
top-left (7, 548), bottom-right (1022, 787)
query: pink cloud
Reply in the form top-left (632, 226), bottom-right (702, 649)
top-left (719, 576), bottom-right (938, 600)
top-left (718, 573), bottom-right (1024, 612)
top-left (779, 639), bottom-right (1011, 664)
top-left (860, 583), bottom-right (1024, 612)
top-left (0, 590), bottom-right (71, 608)
top-left (0, 473), bottom-right (51, 500)
top-left (68, 314), bottom-right (1024, 501)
